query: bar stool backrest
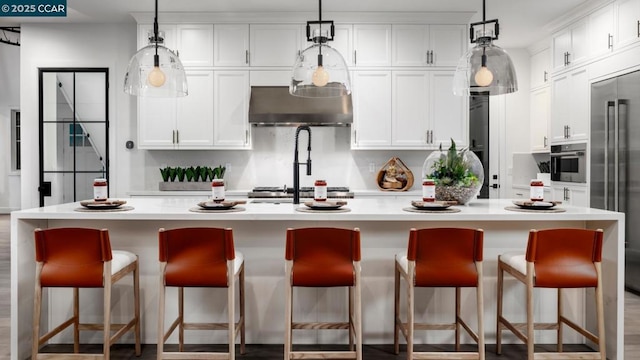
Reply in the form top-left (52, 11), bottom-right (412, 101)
top-left (526, 228), bottom-right (603, 288)
top-left (408, 228), bottom-right (483, 287)
top-left (286, 227), bottom-right (361, 287)
top-left (35, 227), bottom-right (111, 287)
top-left (159, 227), bottom-right (235, 287)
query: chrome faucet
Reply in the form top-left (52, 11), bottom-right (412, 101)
top-left (293, 125), bottom-right (312, 204)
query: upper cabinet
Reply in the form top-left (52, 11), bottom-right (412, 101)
top-left (530, 87), bottom-right (551, 152)
top-left (353, 70), bottom-right (466, 150)
top-left (550, 67), bottom-right (589, 144)
top-left (391, 24), bottom-right (466, 67)
top-left (615, 0), bottom-right (640, 48)
top-left (530, 47), bottom-right (551, 89)
top-left (214, 24), bottom-right (249, 67)
top-left (213, 71), bottom-right (251, 148)
top-left (552, 18), bottom-right (588, 71)
top-left (353, 24), bottom-right (392, 66)
top-left (588, 3), bottom-right (615, 57)
top-left (138, 24), bottom-right (213, 66)
top-left (249, 24), bottom-right (302, 66)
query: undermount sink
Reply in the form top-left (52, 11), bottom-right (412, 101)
top-left (250, 199), bottom-right (294, 204)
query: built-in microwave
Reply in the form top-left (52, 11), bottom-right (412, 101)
top-left (550, 143), bottom-right (587, 183)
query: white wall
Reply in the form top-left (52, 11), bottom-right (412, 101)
top-left (0, 42), bottom-right (21, 213)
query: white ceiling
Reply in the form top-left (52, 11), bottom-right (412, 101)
top-left (1, 0), bottom-right (590, 48)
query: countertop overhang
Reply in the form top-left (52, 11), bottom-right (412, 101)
top-left (12, 198), bottom-right (624, 222)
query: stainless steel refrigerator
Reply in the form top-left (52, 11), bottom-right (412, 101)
top-left (590, 70), bottom-right (640, 292)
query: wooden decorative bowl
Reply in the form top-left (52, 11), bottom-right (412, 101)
top-left (376, 157), bottom-right (414, 191)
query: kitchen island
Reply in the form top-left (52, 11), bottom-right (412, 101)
top-left (11, 198), bottom-right (625, 359)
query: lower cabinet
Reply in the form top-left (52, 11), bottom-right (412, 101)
top-left (352, 70), bottom-right (467, 149)
top-left (551, 183), bottom-right (588, 207)
top-left (512, 185), bottom-right (551, 200)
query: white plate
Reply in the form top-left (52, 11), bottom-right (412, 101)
top-left (410, 200), bottom-right (452, 210)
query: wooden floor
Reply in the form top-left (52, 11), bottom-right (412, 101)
top-left (1, 214), bottom-right (638, 359)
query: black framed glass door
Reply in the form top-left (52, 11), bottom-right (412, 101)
top-left (38, 68), bottom-right (109, 207)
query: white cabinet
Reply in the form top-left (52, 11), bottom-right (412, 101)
top-left (353, 24), bottom-right (392, 66)
top-left (138, 24), bottom-right (213, 66)
top-left (214, 24), bottom-right (249, 66)
top-left (530, 87), bottom-right (550, 152)
top-left (138, 23), bottom-right (176, 50)
top-left (430, 71), bottom-right (467, 148)
top-left (138, 71), bottom-right (214, 149)
top-left (530, 47), bottom-right (551, 89)
top-left (249, 24), bottom-right (302, 66)
top-left (588, 3), bottom-right (615, 56)
top-left (550, 67), bottom-right (589, 143)
top-left (391, 24), bottom-right (466, 67)
top-left (392, 71), bottom-right (429, 146)
top-left (354, 70), bottom-right (465, 149)
top-left (352, 71), bottom-right (392, 148)
top-left (615, 0), bottom-right (640, 48)
top-left (552, 184), bottom-right (588, 207)
top-left (213, 71), bottom-right (251, 148)
top-left (552, 19), bottom-right (588, 71)
top-left (512, 186), bottom-right (551, 200)
top-left (176, 24), bottom-right (214, 67)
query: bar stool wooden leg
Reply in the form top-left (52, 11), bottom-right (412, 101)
top-left (134, 262), bottom-right (141, 356)
top-left (178, 287), bottom-right (184, 352)
top-left (477, 261), bottom-right (485, 360)
top-left (73, 287), bottom-right (79, 353)
top-left (496, 259), bottom-right (504, 355)
top-left (526, 262), bottom-right (534, 360)
top-left (240, 263), bottom-right (246, 355)
top-left (157, 262), bottom-right (166, 360)
top-left (455, 287), bottom-right (461, 352)
top-left (394, 261), bottom-right (400, 355)
top-left (595, 262), bottom-right (606, 360)
top-left (349, 286), bottom-right (354, 350)
top-left (406, 272), bottom-right (414, 360)
top-left (103, 262), bottom-right (112, 360)
top-left (558, 288), bottom-right (563, 353)
top-left (284, 261), bottom-right (293, 360)
top-left (355, 262), bottom-right (363, 360)
top-left (32, 264), bottom-right (43, 359)
top-left (228, 271), bottom-right (236, 360)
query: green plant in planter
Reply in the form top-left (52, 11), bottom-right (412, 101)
top-left (427, 139), bottom-right (479, 187)
top-left (175, 167), bottom-right (185, 182)
top-left (197, 166), bottom-right (209, 182)
top-left (160, 167), bottom-right (171, 182)
top-left (185, 167), bottom-right (196, 182)
top-left (212, 165), bottom-right (226, 179)
top-left (206, 166), bottom-right (215, 181)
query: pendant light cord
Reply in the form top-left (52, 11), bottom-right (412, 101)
top-left (317, 0), bottom-right (323, 62)
top-left (153, 0), bottom-right (159, 66)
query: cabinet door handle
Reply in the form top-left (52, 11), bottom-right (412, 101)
top-left (429, 50), bottom-right (433, 64)
top-left (172, 130), bottom-right (176, 144)
top-left (354, 50), bottom-right (357, 65)
top-left (608, 34), bottom-right (613, 49)
top-left (544, 136), bottom-right (548, 147)
top-left (566, 52), bottom-right (571, 65)
top-left (354, 129), bottom-right (357, 145)
top-left (567, 125), bottom-right (570, 138)
top-left (425, 52), bottom-right (430, 64)
top-left (245, 130), bottom-right (249, 145)
top-left (637, 20), bottom-right (640, 38)
top-left (245, 50), bottom-right (249, 64)
top-left (176, 50), bottom-right (180, 58)
top-left (544, 71), bottom-right (548, 82)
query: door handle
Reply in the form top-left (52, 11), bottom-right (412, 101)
top-left (38, 182), bottom-right (52, 197)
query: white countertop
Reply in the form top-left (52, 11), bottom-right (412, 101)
top-left (13, 198), bottom-right (623, 222)
top-left (127, 189), bottom-right (422, 197)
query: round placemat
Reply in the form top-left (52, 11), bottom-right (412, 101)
top-left (74, 206), bottom-right (134, 212)
top-left (504, 206), bottom-right (566, 213)
top-left (189, 206), bottom-right (246, 213)
top-left (403, 207), bottom-right (461, 214)
top-left (295, 207), bottom-right (351, 213)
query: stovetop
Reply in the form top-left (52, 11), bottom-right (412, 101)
top-left (248, 186), bottom-right (354, 199)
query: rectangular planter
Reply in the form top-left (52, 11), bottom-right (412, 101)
top-left (159, 182), bottom-right (211, 191)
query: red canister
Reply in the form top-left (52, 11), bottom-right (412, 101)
top-left (211, 179), bottom-right (225, 202)
top-left (530, 179), bottom-right (544, 201)
top-left (422, 179), bottom-right (436, 202)
top-left (93, 178), bottom-right (108, 201)
top-left (314, 180), bottom-right (327, 201)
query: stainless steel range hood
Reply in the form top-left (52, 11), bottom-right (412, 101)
top-left (249, 86), bottom-right (352, 126)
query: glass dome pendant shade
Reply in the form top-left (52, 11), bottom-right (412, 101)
top-left (123, 0), bottom-right (187, 97)
top-left (290, 0), bottom-right (351, 98)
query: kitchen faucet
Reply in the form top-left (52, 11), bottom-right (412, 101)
top-left (293, 125), bottom-right (312, 204)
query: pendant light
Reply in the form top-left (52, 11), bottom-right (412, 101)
top-left (290, 0), bottom-right (351, 98)
top-left (453, 0), bottom-right (517, 96)
top-left (123, 0), bottom-right (187, 97)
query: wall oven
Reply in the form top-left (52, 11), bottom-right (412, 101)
top-left (550, 143), bottom-right (587, 183)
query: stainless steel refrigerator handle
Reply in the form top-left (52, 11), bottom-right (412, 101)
top-left (605, 100), bottom-right (614, 210)
top-left (615, 99), bottom-right (622, 212)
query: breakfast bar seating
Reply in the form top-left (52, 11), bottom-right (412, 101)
top-left (394, 227), bottom-right (485, 360)
top-left (31, 227), bottom-right (141, 359)
top-left (157, 227), bottom-right (245, 360)
top-left (284, 227), bottom-right (362, 360)
top-left (496, 228), bottom-right (606, 360)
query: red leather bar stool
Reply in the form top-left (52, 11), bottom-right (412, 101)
top-left (157, 227), bottom-right (245, 359)
top-left (32, 227), bottom-right (141, 359)
top-left (284, 227), bottom-right (362, 360)
top-left (496, 228), bottom-right (606, 360)
top-left (394, 227), bottom-right (485, 360)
